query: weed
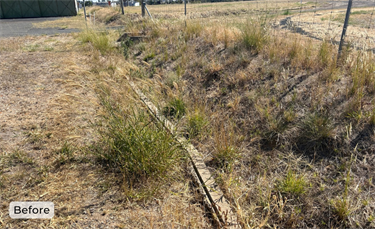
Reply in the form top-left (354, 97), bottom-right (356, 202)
top-left (143, 51), bottom-right (155, 62)
top-left (150, 24), bottom-right (162, 38)
top-left (105, 14), bottom-right (120, 24)
top-left (241, 19), bottom-right (268, 54)
top-left (277, 170), bottom-right (307, 196)
top-left (120, 37), bottom-right (133, 59)
top-left (36, 165), bottom-right (50, 178)
top-left (129, 69), bottom-right (146, 79)
top-left (7, 150), bottom-right (34, 166)
top-left (185, 22), bottom-right (203, 41)
top-left (176, 65), bottom-right (184, 77)
top-left (370, 109), bottom-right (375, 126)
top-left (345, 92), bottom-right (363, 119)
top-left (44, 46), bottom-right (54, 51)
top-left (318, 40), bottom-right (333, 68)
top-left (135, 42), bottom-right (146, 53)
top-left (220, 87), bottom-right (228, 95)
top-left (93, 97), bottom-right (183, 187)
top-left (288, 40), bottom-right (300, 61)
top-left (212, 123), bottom-right (239, 171)
top-left (79, 30), bottom-right (111, 55)
top-left (187, 108), bottom-right (209, 138)
top-left (24, 44), bottom-right (40, 52)
top-left (331, 169), bottom-right (352, 220)
top-left (56, 142), bottom-right (74, 157)
top-left (300, 112), bottom-right (334, 151)
top-left (224, 28), bottom-right (229, 49)
top-left (53, 142), bottom-right (75, 166)
top-left (263, 116), bottom-right (288, 147)
top-left (25, 129), bottom-right (44, 145)
top-left (162, 97), bottom-right (186, 119)
top-left (349, 51), bottom-right (375, 95)
top-left (283, 9), bottom-right (291, 15)
top-left (0, 176), bottom-right (3, 188)
top-left (284, 108), bottom-right (296, 123)
top-left (351, 10), bottom-right (369, 15)
top-left (164, 72), bottom-right (180, 89)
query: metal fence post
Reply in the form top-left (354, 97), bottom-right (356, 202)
top-left (184, 0), bottom-right (186, 16)
top-left (338, 0), bottom-right (353, 60)
top-left (83, 0), bottom-right (87, 21)
top-left (120, 0), bottom-right (124, 15)
top-left (142, 0), bottom-right (145, 17)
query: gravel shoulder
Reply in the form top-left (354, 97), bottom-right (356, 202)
top-left (0, 17), bottom-right (79, 38)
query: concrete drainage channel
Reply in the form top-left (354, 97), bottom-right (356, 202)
top-left (124, 76), bottom-right (240, 228)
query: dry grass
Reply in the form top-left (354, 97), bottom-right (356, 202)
top-left (32, 14), bottom-right (87, 30)
top-left (0, 21), bottom-right (210, 228)
top-left (4, 4), bottom-right (375, 228)
top-left (112, 5), bottom-right (375, 227)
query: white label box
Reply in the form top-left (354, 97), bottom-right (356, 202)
top-left (9, 202), bottom-right (54, 219)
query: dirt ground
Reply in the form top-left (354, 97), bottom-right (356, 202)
top-left (0, 34), bottom-right (209, 228)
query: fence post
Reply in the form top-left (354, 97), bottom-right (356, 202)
top-left (337, 0), bottom-right (353, 61)
top-left (142, 0), bottom-right (145, 17)
top-left (83, 0), bottom-right (87, 21)
top-left (120, 0), bottom-right (124, 15)
top-left (184, 0), bottom-right (186, 16)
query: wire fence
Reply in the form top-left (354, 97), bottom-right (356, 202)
top-left (104, 0), bottom-right (375, 53)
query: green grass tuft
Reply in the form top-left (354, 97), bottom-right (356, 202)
top-left (162, 98), bottom-right (186, 120)
top-left (301, 112), bottom-right (334, 143)
top-left (277, 170), bottom-right (308, 196)
top-left (241, 19), bottom-right (269, 54)
top-left (187, 109), bottom-right (209, 138)
top-left (79, 30), bottom-right (112, 55)
top-left (93, 96), bottom-right (183, 185)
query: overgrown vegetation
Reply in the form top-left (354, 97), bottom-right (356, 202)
top-left (114, 10), bottom-right (375, 228)
top-left (4, 5), bottom-right (375, 228)
top-left (92, 94), bottom-right (184, 194)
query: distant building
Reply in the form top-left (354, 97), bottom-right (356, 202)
top-left (0, 0), bottom-right (78, 19)
top-left (125, 0), bottom-right (140, 6)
